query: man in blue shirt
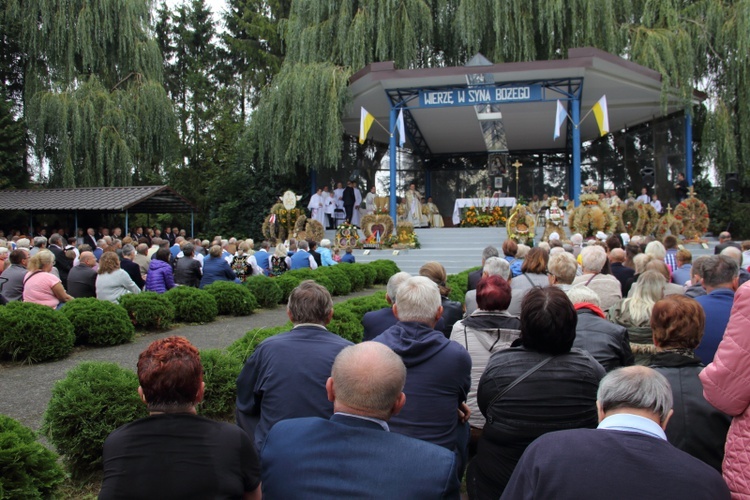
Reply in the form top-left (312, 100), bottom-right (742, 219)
top-left (695, 255), bottom-right (738, 364)
top-left (235, 281), bottom-right (351, 451)
top-left (501, 367), bottom-right (729, 500)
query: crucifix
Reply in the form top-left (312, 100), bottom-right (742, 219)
top-left (512, 159), bottom-right (523, 198)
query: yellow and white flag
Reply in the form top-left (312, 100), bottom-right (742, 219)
top-left (592, 95), bottom-right (610, 136)
top-left (359, 107), bottom-right (375, 144)
top-left (553, 100), bottom-right (567, 140)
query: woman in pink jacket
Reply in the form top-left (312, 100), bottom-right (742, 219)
top-left (701, 281), bottom-right (750, 498)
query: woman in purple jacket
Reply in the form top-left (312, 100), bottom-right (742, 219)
top-left (144, 248), bottom-right (175, 293)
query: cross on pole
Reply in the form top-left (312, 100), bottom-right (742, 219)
top-left (513, 160), bottom-right (523, 198)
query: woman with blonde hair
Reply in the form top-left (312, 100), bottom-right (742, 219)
top-left (96, 251), bottom-right (141, 303)
top-left (269, 243), bottom-right (290, 276)
top-left (22, 249), bottom-right (73, 308)
top-left (419, 261), bottom-right (463, 337)
top-left (608, 269), bottom-right (665, 363)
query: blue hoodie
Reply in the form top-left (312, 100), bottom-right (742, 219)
top-left (373, 321), bottom-right (471, 452)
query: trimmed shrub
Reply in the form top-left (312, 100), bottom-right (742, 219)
top-left (198, 349), bottom-right (244, 419)
top-left (165, 286), bottom-right (218, 323)
top-left (0, 414), bottom-right (66, 499)
top-left (274, 274), bottom-right (303, 303)
top-left (327, 308), bottom-right (363, 343)
top-left (316, 266), bottom-right (351, 296)
top-left (336, 293), bottom-right (389, 320)
top-left (204, 281), bottom-right (258, 316)
top-left (369, 260), bottom-right (400, 284)
top-left (359, 264), bottom-right (377, 287)
top-left (339, 264), bottom-right (365, 291)
top-left (119, 292), bottom-right (175, 330)
top-left (286, 269), bottom-right (335, 296)
top-left (447, 271), bottom-right (471, 304)
top-left (42, 361), bottom-right (147, 478)
top-left (245, 275), bottom-right (282, 309)
top-left (226, 324), bottom-right (292, 362)
top-left (0, 302), bottom-right (74, 363)
top-left (61, 298), bottom-right (135, 345)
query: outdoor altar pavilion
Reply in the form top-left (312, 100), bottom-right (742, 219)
top-left (340, 47), bottom-right (703, 224)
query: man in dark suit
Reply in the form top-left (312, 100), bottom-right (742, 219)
top-left (120, 244), bottom-right (146, 290)
top-left (48, 233), bottom-right (72, 287)
top-left (236, 281), bottom-right (352, 451)
top-left (501, 366), bottom-right (729, 500)
top-left (609, 248), bottom-right (635, 296)
top-left (342, 181), bottom-right (356, 223)
top-left (467, 245), bottom-right (499, 292)
top-left (362, 272), bottom-right (445, 341)
top-left (261, 342), bottom-right (460, 499)
top-left (67, 251), bottom-right (98, 298)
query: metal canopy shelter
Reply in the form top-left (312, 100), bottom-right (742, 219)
top-left (343, 47), bottom-right (700, 223)
top-left (0, 185), bottom-right (197, 237)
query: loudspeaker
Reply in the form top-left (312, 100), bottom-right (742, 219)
top-left (640, 167), bottom-right (655, 188)
top-left (726, 173), bottom-right (740, 193)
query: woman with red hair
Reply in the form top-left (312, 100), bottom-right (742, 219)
top-left (99, 336), bottom-right (261, 499)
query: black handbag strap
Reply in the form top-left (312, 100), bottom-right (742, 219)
top-left (486, 355), bottom-right (556, 412)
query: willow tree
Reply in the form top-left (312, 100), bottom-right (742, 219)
top-left (5, 0), bottom-right (176, 187)
top-left (249, 0), bottom-right (750, 186)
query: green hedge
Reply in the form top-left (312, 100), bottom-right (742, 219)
top-left (339, 264), bottom-right (365, 291)
top-left (316, 266), bottom-right (352, 296)
top-left (42, 361), bottom-right (147, 479)
top-left (335, 292), bottom-right (389, 318)
top-left (61, 298), bottom-right (135, 345)
top-left (198, 349), bottom-right (244, 420)
top-left (286, 269), bottom-right (335, 296)
top-left (244, 275), bottom-right (282, 309)
top-left (327, 308), bottom-right (363, 343)
top-left (359, 264), bottom-right (377, 287)
top-left (226, 324), bottom-right (293, 362)
top-left (119, 292), bottom-right (175, 330)
top-left (0, 414), bottom-right (66, 499)
top-left (165, 287), bottom-right (218, 323)
top-left (204, 281), bottom-right (258, 316)
top-left (368, 260), bottom-right (400, 284)
top-left (274, 274), bottom-right (303, 303)
top-left (0, 302), bottom-right (75, 363)
top-left (446, 268), bottom-right (474, 304)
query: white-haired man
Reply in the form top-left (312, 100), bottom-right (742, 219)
top-left (373, 276), bottom-right (471, 474)
top-left (501, 366), bottom-right (729, 499)
top-left (570, 245), bottom-right (622, 311)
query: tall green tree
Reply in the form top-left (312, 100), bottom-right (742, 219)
top-left (0, 93), bottom-right (27, 188)
top-left (5, 0), bottom-right (176, 187)
top-left (248, 0), bottom-right (750, 187)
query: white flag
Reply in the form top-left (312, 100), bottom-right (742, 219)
top-left (553, 100), bottom-right (567, 140)
top-left (397, 109), bottom-right (406, 147)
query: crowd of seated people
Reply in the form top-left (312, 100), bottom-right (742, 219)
top-left (4, 223), bottom-right (750, 498)
top-left (0, 225), bottom-right (356, 306)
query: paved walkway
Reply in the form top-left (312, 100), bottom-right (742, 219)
top-left (0, 288), bottom-right (382, 432)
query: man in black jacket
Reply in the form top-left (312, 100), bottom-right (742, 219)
top-left (566, 286), bottom-right (634, 372)
top-left (48, 233), bottom-right (72, 288)
top-left (342, 181), bottom-right (356, 223)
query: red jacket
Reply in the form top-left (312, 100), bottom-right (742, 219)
top-left (701, 281), bottom-right (750, 498)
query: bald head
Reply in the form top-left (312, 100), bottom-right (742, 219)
top-left (79, 251), bottom-right (96, 267)
top-left (609, 248), bottom-right (626, 263)
top-left (327, 342), bottom-right (406, 421)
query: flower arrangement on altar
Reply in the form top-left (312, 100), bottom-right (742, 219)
top-left (568, 194), bottom-right (618, 238)
top-left (262, 192), bottom-right (306, 241)
top-left (390, 222), bottom-right (420, 249)
top-left (674, 194), bottom-right (709, 241)
top-left (336, 223), bottom-right (360, 249)
top-left (460, 206), bottom-right (508, 227)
